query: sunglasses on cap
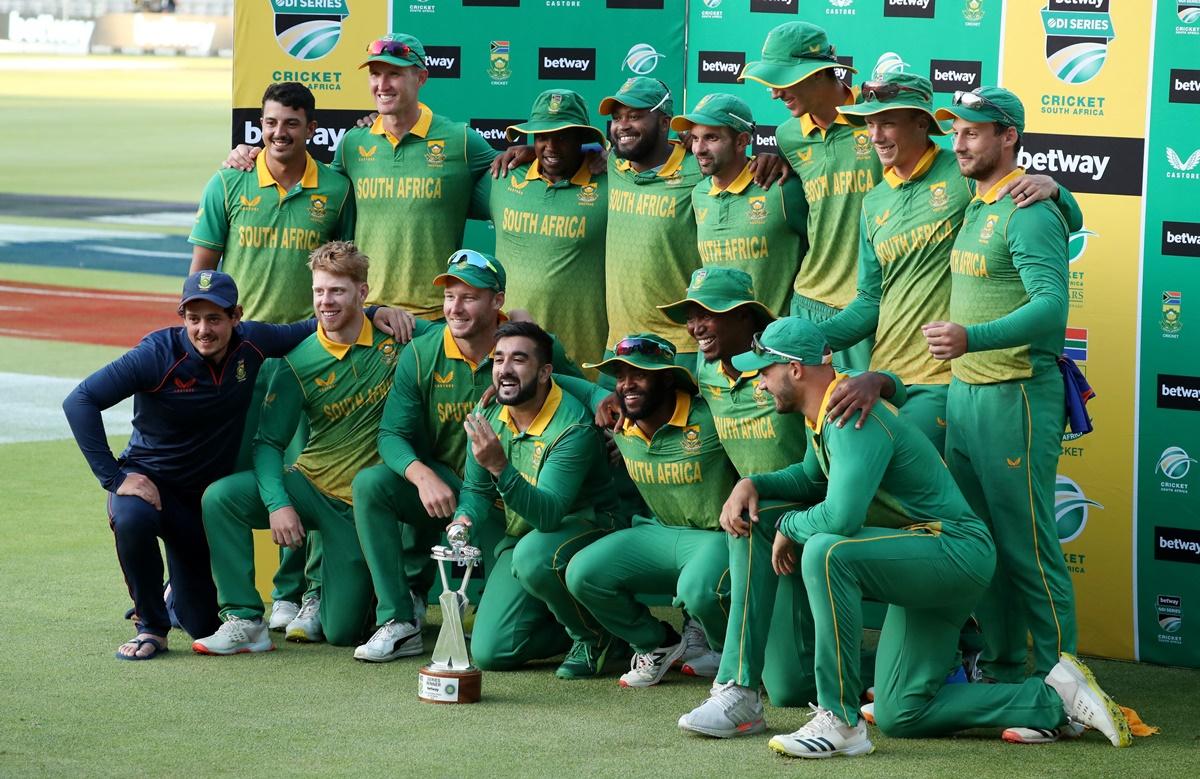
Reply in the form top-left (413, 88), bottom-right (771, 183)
top-left (952, 89), bottom-right (1019, 128)
top-left (367, 39), bottom-right (413, 58)
top-left (447, 249), bottom-right (499, 275)
top-left (614, 336), bottom-right (673, 359)
top-left (750, 331), bottom-right (831, 365)
top-left (860, 81), bottom-right (925, 103)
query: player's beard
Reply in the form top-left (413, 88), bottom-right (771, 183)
top-left (496, 372), bottom-right (538, 406)
top-left (958, 146), bottom-right (1001, 182)
top-left (613, 123), bottom-right (663, 165)
top-left (618, 377), bottom-right (672, 421)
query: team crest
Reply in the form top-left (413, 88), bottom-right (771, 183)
top-left (308, 194), bottom-right (328, 221)
top-left (273, 0), bottom-right (349, 62)
top-left (963, 0), bottom-right (984, 25)
top-left (578, 183), bottom-right (598, 205)
top-left (1042, 1), bottom-right (1115, 85)
top-left (979, 213), bottom-right (1000, 242)
top-left (532, 441), bottom-right (546, 466)
top-left (314, 371), bottom-right (337, 391)
top-left (358, 144), bottom-right (378, 160)
top-left (681, 425), bottom-right (702, 454)
top-left (1162, 290), bottom-right (1182, 335)
top-left (239, 195), bottom-right (261, 210)
top-left (752, 382), bottom-right (770, 408)
top-left (425, 139), bottom-right (446, 167)
top-left (488, 41), bottom-right (512, 83)
top-left (852, 132), bottom-right (871, 160)
top-left (748, 196), bottom-right (767, 224)
top-left (236, 359), bottom-right (247, 383)
top-left (377, 339), bottom-right (399, 366)
top-left (198, 271), bottom-right (213, 290)
top-left (690, 269), bottom-right (708, 290)
top-left (548, 93), bottom-right (564, 114)
top-left (929, 181), bottom-right (949, 210)
top-left (665, 171), bottom-right (686, 187)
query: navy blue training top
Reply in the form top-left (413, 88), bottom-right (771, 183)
top-left (63, 320), bottom-right (314, 494)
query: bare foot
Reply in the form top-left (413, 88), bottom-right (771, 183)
top-left (116, 632), bottom-right (168, 660)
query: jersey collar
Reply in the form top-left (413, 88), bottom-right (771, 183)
top-left (441, 313), bottom-right (508, 370)
top-left (976, 167), bottom-right (1026, 204)
top-left (527, 158), bottom-right (594, 187)
top-left (809, 372), bottom-right (849, 433)
top-left (615, 140), bottom-right (686, 178)
top-left (708, 160), bottom-right (754, 196)
top-left (316, 316), bottom-right (373, 360)
top-left (498, 380), bottom-right (563, 436)
top-left (799, 86), bottom-right (856, 138)
top-left (256, 152), bottom-right (319, 197)
top-left (370, 103), bottom-right (434, 147)
top-left (883, 143), bottom-right (940, 188)
top-left (621, 390), bottom-right (692, 445)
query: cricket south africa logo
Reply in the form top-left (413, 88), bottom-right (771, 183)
top-left (1041, 1), bottom-right (1115, 85)
top-left (1157, 446), bottom-right (1196, 494)
top-left (1068, 226), bottom-right (1097, 264)
top-left (623, 44), bottom-right (664, 76)
top-left (271, 0), bottom-right (349, 61)
top-left (873, 51), bottom-right (909, 79)
top-left (489, 41), bottom-right (512, 83)
top-left (1054, 474), bottom-right (1102, 543)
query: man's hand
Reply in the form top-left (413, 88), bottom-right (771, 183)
top-left (446, 516), bottom-right (471, 535)
top-left (370, 307), bottom-right (416, 344)
top-left (720, 478), bottom-right (760, 535)
top-left (825, 372), bottom-right (888, 429)
top-left (223, 144), bottom-right (260, 172)
top-left (748, 153), bottom-right (790, 189)
top-left (601, 428), bottom-right (623, 467)
top-left (269, 506), bottom-right (305, 549)
top-left (490, 145), bottom-right (535, 178)
top-left (506, 308), bottom-right (535, 323)
top-left (771, 531), bottom-right (797, 576)
top-left (922, 321), bottom-right (968, 361)
top-left (405, 463), bottom-right (457, 518)
top-left (999, 173), bottom-right (1058, 208)
top-left (117, 473), bottom-right (161, 511)
top-left (595, 392), bottom-right (623, 430)
top-left (464, 413), bottom-right (507, 476)
top-left (478, 384), bottom-right (497, 409)
top-left (355, 112), bottom-right (379, 128)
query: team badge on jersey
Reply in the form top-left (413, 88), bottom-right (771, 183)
top-left (433, 370), bottom-right (455, 388)
top-left (578, 183), bottom-right (598, 205)
top-left (239, 195), bottom-right (262, 211)
top-left (682, 425), bottom-right (702, 454)
top-left (929, 181), bottom-right (949, 210)
top-left (532, 441), bottom-right (546, 467)
top-left (748, 196), bottom-right (767, 224)
top-left (666, 171), bottom-right (686, 188)
top-left (308, 194), bottom-right (328, 222)
top-left (236, 359), bottom-right (247, 383)
top-left (377, 339), bottom-right (399, 367)
top-left (753, 381), bottom-right (770, 408)
top-left (853, 132), bottom-right (872, 160)
top-left (358, 145), bottom-right (378, 160)
top-left (425, 140), bottom-right (446, 167)
top-left (795, 148), bottom-right (813, 164)
top-left (979, 214), bottom-right (1000, 242)
top-left (314, 371), bottom-right (337, 391)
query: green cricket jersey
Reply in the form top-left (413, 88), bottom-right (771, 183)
top-left (751, 375), bottom-right (986, 557)
top-left (949, 168), bottom-right (1070, 384)
top-left (692, 161), bottom-right (808, 317)
top-left (775, 100), bottom-right (881, 311)
top-left (605, 142), bottom-right (705, 353)
top-left (696, 359), bottom-right (808, 477)
top-left (255, 317), bottom-right (398, 507)
top-left (332, 106), bottom-right (497, 318)
top-left (189, 153), bottom-right (354, 323)
top-left (376, 319), bottom-right (582, 481)
top-left (614, 391), bottom-right (739, 530)
top-left (456, 381), bottom-right (619, 538)
top-left (475, 156), bottom-right (609, 366)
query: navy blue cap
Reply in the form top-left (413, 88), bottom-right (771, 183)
top-left (180, 270), bottom-right (238, 310)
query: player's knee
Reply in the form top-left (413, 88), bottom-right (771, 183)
top-left (564, 550), bottom-right (604, 601)
top-left (511, 538), bottom-right (556, 593)
top-left (471, 636), bottom-right (522, 672)
top-left (350, 464), bottom-right (388, 507)
top-left (872, 698), bottom-right (925, 738)
top-left (110, 500), bottom-right (158, 540)
top-left (799, 532), bottom-right (840, 582)
top-left (674, 576), bottom-right (723, 621)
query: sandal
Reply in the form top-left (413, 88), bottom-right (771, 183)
top-left (115, 635), bottom-right (169, 661)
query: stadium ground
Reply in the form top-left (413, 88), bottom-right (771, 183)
top-left (0, 54), bottom-right (1194, 777)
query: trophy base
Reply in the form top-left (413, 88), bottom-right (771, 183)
top-left (418, 665), bottom-right (482, 704)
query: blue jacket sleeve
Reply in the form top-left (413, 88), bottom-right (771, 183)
top-left (239, 320), bottom-right (316, 357)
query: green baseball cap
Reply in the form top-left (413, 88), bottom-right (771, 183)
top-left (433, 249), bottom-right (506, 292)
top-left (739, 22), bottom-right (854, 89)
top-left (731, 317), bottom-right (832, 373)
top-left (934, 86), bottom-right (1026, 134)
top-left (670, 93), bottom-right (756, 134)
top-left (359, 33), bottom-right (427, 70)
top-left (506, 90), bottom-right (606, 145)
top-left (658, 267), bottom-right (774, 327)
top-left (838, 72), bottom-right (947, 136)
top-left (583, 333), bottom-right (697, 393)
top-left (599, 76), bottom-right (674, 116)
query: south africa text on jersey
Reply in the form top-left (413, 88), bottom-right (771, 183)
top-left (624, 458), bottom-right (704, 485)
top-left (356, 177), bottom-right (443, 199)
top-left (609, 190), bottom-right (679, 218)
top-left (322, 377), bottom-right (393, 421)
top-left (501, 209), bottom-right (589, 238)
top-left (802, 169), bottom-right (875, 205)
top-left (237, 226), bottom-right (325, 249)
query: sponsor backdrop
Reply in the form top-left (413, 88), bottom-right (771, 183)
top-left (231, 1), bottom-right (1198, 666)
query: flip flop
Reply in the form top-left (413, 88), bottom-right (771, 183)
top-left (115, 636), bottom-right (169, 661)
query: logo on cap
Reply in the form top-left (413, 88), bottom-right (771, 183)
top-left (690, 269), bottom-right (708, 289)
top-left (198, 272), bottom-right (213, 290)
top-left (548, 93), bottom-right (564, 113)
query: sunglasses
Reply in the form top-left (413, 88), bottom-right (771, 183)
top-left (447, 249), bottom-right (499, 276)
top-left (367, 39), bottom-right (414, 59)
top-left (614, 337), bottom-right (673, 360)
top-left (750, 332), bottom-right (831, 365)
top-left (860, 81), bottom-right (926, 103)
top-left (952, 89), bottom-right (1019, 128)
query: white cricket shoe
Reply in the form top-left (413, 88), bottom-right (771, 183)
top-left (619, 638), bottom-right (686, 688)
top-left (1045, 653), bottom-right (1131, 747)
top-left (769, 705), bottom-right (875, 759)
top-left (268, 600), bottom-right (299, 632)
top-left (677, 616), bottom-right (709, 664)
top-left (860, 701), bottom-right (875, 725)
top-left (681, 648), bottom-right (722, 678)
top-left (192, 616), bottom-right (274, 655)
top-left (354, 620), bottom-right (423, 662)
top-left (678, 681), bottom-right (766, 738)
top-left (285, 595), bottom-right (324, 643)
top-left (1002, 721), bottom-right (1086, 744)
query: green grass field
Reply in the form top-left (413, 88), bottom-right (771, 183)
top-left (0, 55), bottom-right (1196, 778)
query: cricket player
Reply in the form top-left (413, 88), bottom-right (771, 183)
top-left (672, 94), bottom-right (807, 317)
top-left (564, 335), bottom-right (736, 688)
top-left (63, 271), bottom-right (316, 659)
top-left (195, 242), bottom-right (400, 654)
top-left (448, 321), bottom-right (622, 676)
top-left (472, 90), bottom-right (609, 366)
top-left (926, 89), bottom-right (1077, 729)
top-left (351, 251), bottom-right (582, 663)
top-left (722, 317), bottom-right (1129, 757)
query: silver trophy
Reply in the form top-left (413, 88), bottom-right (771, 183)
top-left (417, 523), bottom-right (483, 704)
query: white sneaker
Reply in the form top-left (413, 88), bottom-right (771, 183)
top-left (860, 701), bottom-right (875, 725)
top-left (619, 638), bottom-right (686, 688)
top-left (678, 681), bottom-right (766, 738)
top-left (285, 596), bottom-right (324, 643)
top-left (354, 620), bottom-right (423, 663)
top-left (1045, 653), bottom-right (1131, 747)
top-left (1002, 721), bottom-right (1086, 744)
top-left (411, 590), bottom-right (427, 630)
top-left (268, 600), bottom-right (299, 632)
top-left (681, 648), bottom-right (722, 678)
top-left (769, 705), bottom-right (875, 759)
top-left (677, 616), bottom-right (709, 665)
top-left (192, 616), bottom-right (274, 655)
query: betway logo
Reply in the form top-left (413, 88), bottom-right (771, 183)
top-left (469, 118), bottom-right (525, 150)
top-left (1162, 221), bottom-right (1200, 257)
top-left (538, 47), bottom-right (596, 80)
top-left (884, 0), bottom-right (935, 18)
top-left (929, 59), bottom-right (982, 92)
top-left (1155, 526), bottom-right (1200, 564)
top-left (423, 46), bottom-right (461, 78)
top-left (935, 68), bottom-right (974, 83)
top-left (1018, 148), bottom-right (1109, 180)
top-left (544, 55), bottom-right (590, 70)
top-left (1170, 68), bottom-right (1200, 104)
top-left (703, 60), bottom-right (739, 74)
top-left (754, 125), bottom-right (778, 154)
top-left (698, 50), bottom-right (746, 84)
top-left (1158, 373), bottom-right (1200, 410)
top-left (1052, 0), bottom-right (1105, 7)
top-left (1018, 133), bottom-right (1143, 195)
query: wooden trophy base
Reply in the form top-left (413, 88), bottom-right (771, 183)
top-left (418, 665), bottom-right (482, 704)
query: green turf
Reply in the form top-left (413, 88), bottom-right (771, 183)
top-left (0, 263), bottom-right (181, 296)
top-left (0, 214), bottom-right (193, 236)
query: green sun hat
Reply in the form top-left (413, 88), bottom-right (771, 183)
top-left (583, 333), bottom-right (697, 393)
top-left (837, 72), bottom-right (947, 135)
top-left (505, 89), bottom-right (607, 145)
top-left (731, 317), bottom-right (832, 373)
top-left (658, 267), bottom-right (775, 327)
top-left (934, 86), bottom-right (1026, 134)
top-left (359, 33), bottom-right (427, 70)
top-left (670, 93), bottom-right (756, 134)
top-left (599, 76), bottom-right (674, 116)
top-left (433, 249), bottom-right (507, 292)
top-left (739, 22), bottom-right (854, 89)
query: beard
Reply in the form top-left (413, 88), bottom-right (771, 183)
top-left (618, 377), bottom-right (672, 421)
top-left (496, 373), bottom-right (539, 406)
